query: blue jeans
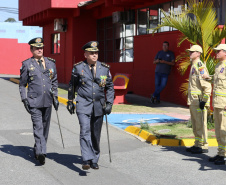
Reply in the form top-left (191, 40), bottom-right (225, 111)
top-left (153, 72), bottom-right (169, 101)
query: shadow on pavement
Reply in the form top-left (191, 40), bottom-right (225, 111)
top-left (47, 152), bottom-right (88, 176)
top-left (0, 145), bottom-right (88, 176)
top-left (161, 146), bottom-right (226, 171)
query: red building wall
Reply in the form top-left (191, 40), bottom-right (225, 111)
top-left (132, 31), bottom-right (190, 105)
top-left (0, 39), bottom-right (31, 75)
top-left (17, 0), bottom-right (195, 106)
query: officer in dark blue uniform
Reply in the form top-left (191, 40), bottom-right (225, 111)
top-left (67, 41), bottom-right (114, 170)
top-left (19, 37), bottom-right (59, 165)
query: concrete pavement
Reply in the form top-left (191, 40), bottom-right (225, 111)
top-left (0, 77), bottom-right (226, 185)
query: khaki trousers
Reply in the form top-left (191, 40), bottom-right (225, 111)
top-left (190, 105), bottom-right (208, 149)
top-left (213, 108), bottom-right (226, 157)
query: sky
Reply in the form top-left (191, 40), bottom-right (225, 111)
top-left (0, 0), bottom-right (19, 22)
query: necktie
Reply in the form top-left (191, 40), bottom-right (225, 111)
top-left (38, 59), bottom-right (44, 71)
top-left (90, 64), bottom-right (95, 78)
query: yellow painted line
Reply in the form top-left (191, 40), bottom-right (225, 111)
top-left (125, 126), bottom-right (218, 147)
top-left (9, 78), bottom-right (75, 106)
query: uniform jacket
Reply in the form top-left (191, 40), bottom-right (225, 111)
top-left (68, 60), bottom-right (114, 117)
top-left (187, 59), bottom-right (212, 106)
top-left (19, 57), bottom-right (58, 108)
top-left (213, 60), bottom-right (226, 109)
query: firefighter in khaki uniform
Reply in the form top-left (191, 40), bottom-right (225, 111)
top-left (209, 44), bottom-right (226, 165)
top-left (186, 45), bottom-right (212, 154)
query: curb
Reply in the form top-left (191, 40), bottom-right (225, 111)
top-left (125, 126), bottom-right (218, 147)
top-left (9, 78), bottom-right (72, 106)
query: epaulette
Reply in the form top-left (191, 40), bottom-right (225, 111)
top-left (101, 62), bottom-right (110, 68)
top-left (22, 58), bottom-right (29, 63)
top-left (47, 57), bottom-right (56, 63)
top-left (74, 61), bottom-right (83, 66)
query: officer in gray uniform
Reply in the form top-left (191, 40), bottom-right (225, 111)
top-left (19, 37), bottom-right (59, 165)
top-left (67, 41), bottom-right (114, 170)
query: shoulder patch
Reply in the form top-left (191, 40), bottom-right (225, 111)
top-left (74, 61), bottom-right (83, 66)
top-left (47, 57), bottom-right (56, 63)
top-left (198, 62), bottom-right (203, 67)
top-left (101, 62), bottom-right (110, 68)
top-left (22, 58), bottom-right (30, 63)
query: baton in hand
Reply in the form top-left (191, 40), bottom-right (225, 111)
top-left (55, 109), bottom-right (65, 149)
top-left (103, 103), bottom-right (112, 163)
top-left (51, 90), bottom-right (65, 148)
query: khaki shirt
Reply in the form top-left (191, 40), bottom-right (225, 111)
top-left (213, 60), bottom-right (226, 109)
top-left (187, 59), bottom-right (212, 106)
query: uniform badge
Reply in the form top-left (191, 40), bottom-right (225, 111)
top-left (49, 68), bottom-right (54, 79)
top-left (29, 64), bottom-right (35, 71)
top-left (99, 75), bottom-right (107, 87)
top-left (199, 67), bottom-right (205, 74)
top-left (81, 70), bottom-right (84, 76)
top-left (35, 38), bottom-right (42, 43)
top-left (192, 68), bottom-right (195, 75)
top-left (91, 42), bottom-right (97, 47)
top-left (220, 67), bottom-right (224, 73)
top-left (198, 62), bottom-right (202, 67)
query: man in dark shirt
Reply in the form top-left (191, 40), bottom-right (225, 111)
top-left (151, 41), bottom-right (175, 103)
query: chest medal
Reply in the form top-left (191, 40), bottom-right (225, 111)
top-left (220, 67), bottom-right (224, 73)
top-left (99, 75), bottom-right (107, 87)
top-left (29, 65), bottom-right (35, 71)
top-left (49, 68), bottom-right (54, 79)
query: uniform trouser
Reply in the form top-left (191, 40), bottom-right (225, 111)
top-left (30, 107), bottom-right (52, 155)
top-left (77, 112), bottom-right (103, 163)
top-left (189, 105), bottom-right (208, 149)
top-left (213, 108), bottom-right (226, 157)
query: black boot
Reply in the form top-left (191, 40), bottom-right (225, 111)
top-left (186, 146), bottom-right (198, 152)
top-left (191, 147), bottom-right (208, 154)
top-left (209, 155), bottom-right (221, 162)
top-left (214, 156), bottom-right (226, 165)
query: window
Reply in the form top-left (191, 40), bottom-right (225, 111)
top-left (52, 33), bottom-right (60, 54)
top-left (137, 0), bottom-right (186, 35)
top-left (97, 17), bottom-right (135, 63)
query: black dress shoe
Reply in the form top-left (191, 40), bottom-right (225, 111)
top-left (38, 154), bottom-right (46, 165)
top-left (90, 163), bottom-right (99, 170)
top-left (214, 156), bottom-right (226, 165)
top-left (209, 155), bottom-right (221, 162)
top-left (82, 161), bottom-right (90, 170)
top-left (150, 95), bottom-right (155, 104)
top-left (186, 146), bottom-right (198, 152)
top-left (191, 147), bottom-right (208, 154)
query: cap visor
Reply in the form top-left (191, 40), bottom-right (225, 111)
top-left (30, 43), bottom-right (44, 47)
